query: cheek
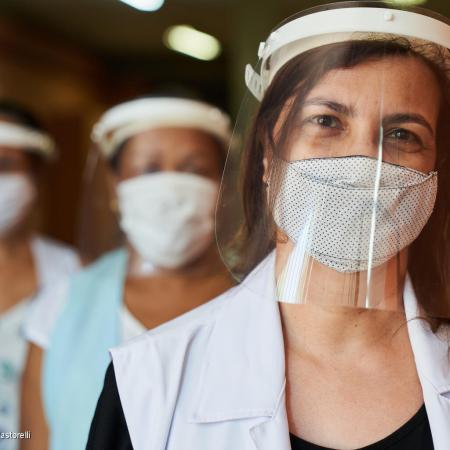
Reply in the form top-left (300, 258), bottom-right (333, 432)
top-left (0, 167), bottom-right (28, 175)
top-left (415, 152), bottom-right (436, 173)
top-left (117, 168), bottom-right (139, 181)
top-left (286, 131), bottom-right (344, 160)
top-left (209, 157), bottom-right (225, 181)
top-left (207, 171), bottom-right (222, 183)
top-left (403, 159), bottom-right (435, 175)
top-left (396, 144), bottom-right (437, 173)
top-left (288, 136), bottom-right (323, 160)
top-left (194, 149), bottom-right (225, 181)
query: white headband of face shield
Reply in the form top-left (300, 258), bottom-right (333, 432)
top-left (0, 122), bottom-right (55, 159)
top-left (92, 98), bottom-right (231, 158)
top-left (273, 156), bottom-right (437, 276)
top-left (117, 171), bottom-right (219, 270)
top-left (245, 6), bottom-right (450, 100)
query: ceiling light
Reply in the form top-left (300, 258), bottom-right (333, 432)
top-left (388, 0), bottom-right (427, 6)
top-left (163, 25), bottom-right (222, 61)
top-left (118, 0), bottom-right (164, 12)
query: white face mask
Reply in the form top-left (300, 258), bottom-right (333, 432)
top-left (117, 172), bottom-right (219, 269)
top-left (273, 156), bottom-right (438, 273)
top-left (0, 174), bottom-right (36, 236)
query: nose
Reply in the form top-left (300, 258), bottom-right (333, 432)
top-left (336, 120), bottom-right (383, 159)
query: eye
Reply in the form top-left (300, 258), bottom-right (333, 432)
top-left (385, 128), bottom-right (423, 146)
top-left (383, 127), bottom-right (427, 155)
top-left (311, 115), bottom-right (342, 129)
top-left (388, 128), bottom-right (414, 141)
top-left (143, 163), bottom-right (161, 174)
top-left (181, 164), bottom-right (208, 176)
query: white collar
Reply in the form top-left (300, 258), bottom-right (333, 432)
top-left (190, 253), bottom-right (450, 426)
top-left (189, 253), bottom-right (285, 423)
top-left (404, 277), bottom-right (450, 394)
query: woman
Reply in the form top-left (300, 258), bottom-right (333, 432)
top-left (20, 96), bottom-right (233, 450)
top-left (88, 3), bottom-right (450, 450)
top-left (0, 102), bottom-right (80, 450)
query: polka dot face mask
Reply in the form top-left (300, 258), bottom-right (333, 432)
top-left (273, 156), bottom-right (437, 273)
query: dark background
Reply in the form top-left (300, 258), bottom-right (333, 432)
top-left (0, 0), bottom-right (448, 246)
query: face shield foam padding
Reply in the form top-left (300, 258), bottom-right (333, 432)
top-left (0, 122), bottom-right (55, 159)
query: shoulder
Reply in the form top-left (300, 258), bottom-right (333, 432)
top-left (111, 253), bottom-right (276, 365)
top-left (109, 255), bottom-right (281, 449)
top-left (112, 284), bottom-right (239, 361)
top-left (33, 235), bottom-right (79, 261)
top-left (32, 235), bottom-right (81, 275)
top-left (109, 281), bottom-right (258, 392)
top-left (24, 276), bottom-right (71, 349)
top-left (109, 285), bottom-right (248, 449)
top-left (76, 248), bottom-right (127, 279)
top-left (24, 250), bottom-right (126, 349)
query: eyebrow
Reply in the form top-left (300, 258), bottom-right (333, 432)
top-left (382, 113), bottom-right (434, 137)
top-left (302, 97), bottom-right (435, 136)
top-left (302, 97), bottom-right (355, 116)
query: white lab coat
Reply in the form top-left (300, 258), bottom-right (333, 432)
top-left (0, 235), bottom-right (80, 450)
top-left (111, 253), bottom-right (450, 450)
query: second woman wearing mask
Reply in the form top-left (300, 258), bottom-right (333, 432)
top-left (20, 97), bottom-right (233, 450)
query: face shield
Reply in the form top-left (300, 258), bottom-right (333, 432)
top-left (84, 97), bottom-right (231, 276)
top-left (216, 2), bottom-right (450, 318)
top-left (0, 121), bottom-right (55, 236)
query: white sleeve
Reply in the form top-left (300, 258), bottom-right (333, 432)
top-left (23, 277), bottom-right (70, 349)
top-left (32, 236), bottom-right (81, 285)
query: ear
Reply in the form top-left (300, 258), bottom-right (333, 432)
top-left (262, 154), bottom-right (271, 185)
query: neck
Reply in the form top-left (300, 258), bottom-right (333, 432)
top-left (0, 227), bottom-right (32, 262)
top-left (276, 239), bottom-right (409, 357)
top-left (275, 239), bottom-right (407, 309)
top-left (280, 303), bottom-right (407, 360)
top-left (127, 243), bottom-right (231, 282)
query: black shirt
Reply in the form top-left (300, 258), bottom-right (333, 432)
top-left (290, 405), bottom-right (434, 450)
top-left (87, 364), bottom-right (434, 450)
top-left (87, 364), bottom-right (133, 450)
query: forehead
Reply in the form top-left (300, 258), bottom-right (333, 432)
top-left (305, 56), bottom-right (441, 117)
top-left (127, 127), bottom-right (217, 148)
top-left (121, 126), bottom-right (221, 161)
top-left (0, 146), bottom-right (28, 159)
top-left (0, 115), bottom-right (20, 125)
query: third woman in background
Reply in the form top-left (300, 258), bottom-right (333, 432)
top-left (0, 102), bottom-right (80, 450)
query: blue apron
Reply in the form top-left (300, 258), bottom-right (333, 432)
top-left (44, 249), bottom-right (128, 450)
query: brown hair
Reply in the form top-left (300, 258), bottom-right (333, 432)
top-left (233, 39), bottom-right (450, 329)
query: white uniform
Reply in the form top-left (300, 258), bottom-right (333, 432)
top-left (24, 275), bottom-right (146, 351)
top-left (0, 236), bottom-right (80, 450)
top-left (24, 248), bottom-right (145, 450)
top-left (111, 253), bottom-right (450, 450)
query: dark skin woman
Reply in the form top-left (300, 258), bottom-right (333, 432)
top-left (21, 124), bottom-right (233, 450)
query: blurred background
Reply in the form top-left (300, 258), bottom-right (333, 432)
top-left (0, 0), bottom-right (448, 247)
